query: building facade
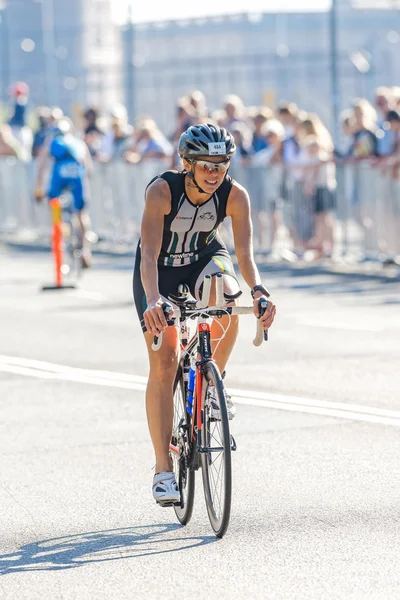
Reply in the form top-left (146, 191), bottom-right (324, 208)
top-left (0, 0), bottom-right (122, 115)
top-left (122, 1), bottom-right (400, 133)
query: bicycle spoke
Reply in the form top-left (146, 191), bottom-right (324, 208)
top-left (209, 423), bottom-right (223, 447)
top-left (211, 453), bottom-right (224, 508)
top-left (208, 457), bottom-right (223, 516)
top-left (172, 371), bottom-right (195, 525)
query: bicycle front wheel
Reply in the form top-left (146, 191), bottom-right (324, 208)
top-left (172, 368), bottom-right (195, 525)
top-left (200, 360), bottom-right (232, 538)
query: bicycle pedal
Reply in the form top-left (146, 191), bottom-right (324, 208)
top-left (156, 499), bottom-right (181, 508)
top-left (230, 435), bottom-right (237, 451)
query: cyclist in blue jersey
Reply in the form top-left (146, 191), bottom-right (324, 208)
top-left (133, 123), bottom-right (277, 504)
top-left (35, 117), bottom-right (94, 267)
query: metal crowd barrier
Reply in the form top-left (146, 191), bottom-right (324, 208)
top-left (1, 157), bottom-right (399, 262)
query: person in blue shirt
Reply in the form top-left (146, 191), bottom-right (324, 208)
top-left (35, 117), bottom-right (94, 267)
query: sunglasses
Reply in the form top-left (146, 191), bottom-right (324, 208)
top-left (191, 158), bottom-right (231, 173)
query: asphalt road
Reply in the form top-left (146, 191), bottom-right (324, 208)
top-left (1, 245), bottom-right (400, 599)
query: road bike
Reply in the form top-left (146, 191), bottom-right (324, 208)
top-left (152, 273), bottom-right (268, 538)
top-left (59, 192), bottom-right (84, 280)
top-left (59, 192), bottom-right (97, 279)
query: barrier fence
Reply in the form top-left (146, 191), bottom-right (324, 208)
top-left (1, 157), bottom-right (399, 263)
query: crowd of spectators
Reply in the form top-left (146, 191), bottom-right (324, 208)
top-left (1, 82), bottom-right (400, 259)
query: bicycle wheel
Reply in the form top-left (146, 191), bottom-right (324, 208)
top-left (200, 360), bottom-right (232, 538)
top-left (172, 368), bottom-right (195, 525)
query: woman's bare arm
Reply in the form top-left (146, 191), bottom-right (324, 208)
top-left (226, 183), bottom-right (262, 290)
top-left (140, 178), bottom-right (170, 302)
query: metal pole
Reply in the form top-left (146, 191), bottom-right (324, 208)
top-left (0, 1), bottom-right (10, 104)
top-left (41, 0), bottom-right (59, 107)
top-left (126, 3), bottom-right (135, 123)
top-left (329, 0), bottom-right (340, 146)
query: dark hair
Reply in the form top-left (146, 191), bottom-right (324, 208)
top-left (387, 110), bottom-right (400, 122)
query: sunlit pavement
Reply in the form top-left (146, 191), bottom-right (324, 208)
top-left (1, 245), bottom-right (400, 599)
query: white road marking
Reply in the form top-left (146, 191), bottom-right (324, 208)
top-left (1, 354), bottom-right (400, 427)
top-left (296, 318), bottom-right (384, 332)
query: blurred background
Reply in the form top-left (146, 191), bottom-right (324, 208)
top-left (1, 0), bottom-right (400, 267)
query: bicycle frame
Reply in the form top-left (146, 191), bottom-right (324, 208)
top-left (194, 319), bottom-right (213, 441)
top-left (157, 273), bottom-right (267, 458)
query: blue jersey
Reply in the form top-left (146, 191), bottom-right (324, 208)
top-left (50, 134), bottom-right (86, 165)
top-left (47, 134), bottom-right (89, 210)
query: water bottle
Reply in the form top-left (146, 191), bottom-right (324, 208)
top-left (183, 358), bottom-right (190, 382)
top-left (186, 359), bottom-right (196, 415)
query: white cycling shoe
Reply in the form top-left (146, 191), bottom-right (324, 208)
top-left (152, 472), bottom-right (180, 506)
top-left (208, 385), bottom-right (236, 421)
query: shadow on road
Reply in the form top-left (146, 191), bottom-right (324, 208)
top-left (0, 523), bottom-right (217, 575)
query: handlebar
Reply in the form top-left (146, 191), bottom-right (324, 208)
top-left (151, 274), bottom-right (270, 351)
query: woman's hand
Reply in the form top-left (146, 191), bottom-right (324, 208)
top-left (143, 298), bottom-right (169, 336)
top-left (253, 296), bottom-right (276, 330)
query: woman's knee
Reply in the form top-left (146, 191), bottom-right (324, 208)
top-left (150, 351), bottom-right (178, 377)
top-left (145, 329), bottom-right (179, 378)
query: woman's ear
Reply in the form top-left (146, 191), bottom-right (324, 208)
top-left (182, 157), bottom-right (192, 172)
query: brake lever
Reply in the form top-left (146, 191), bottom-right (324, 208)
top-left (258, 298), bottom-right (269, 342)
top-left (152, 303), bottom-right (175, 351)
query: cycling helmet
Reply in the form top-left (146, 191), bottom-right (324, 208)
top-left (179, 123), bottom-right (236, 159)
top-left (51, 117), bottom-right (73, 137)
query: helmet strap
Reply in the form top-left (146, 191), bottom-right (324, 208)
top-left (186, 163), bottom-right (208, 194)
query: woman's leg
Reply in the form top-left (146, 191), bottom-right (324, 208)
top-left (192, 259), bottom-right (241, 375)
top-left (208, 276), bottom-right (239, 375)
top-left (133, 247), bottom-right (181, 474)
top-left (322, 211), bottom-right (335, 256)
top-left (144, 327), bottom-right (179, 474)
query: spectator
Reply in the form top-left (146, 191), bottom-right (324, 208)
top-left (124, 118), bottom-right (173, 164)
top-left (82, 107), bottom-right (104, 158)
top-left (377, 109), bottom-right (400, 264)
top-left (188, 89), bottom-right (209, 122)
top-left (221, 94), bottom-right (247, 129)
top-left (175, 97), bottom-right (196, 134)
top-left (251, 119), bottom-right (285, 251)
top-left (385, 110), bottom-right (400, 178)
top-left (251, 107), bottom-right (273, 154)
top-left (252, 119), bottom-right (285, 166)
top-left (336, 109), bottom-right (355, 158)
top-left (97, 104), bottom-right (132, 163)
top-left (83, 107), bottom-right (103, 135)
top-left (32, 107), bottom-right (52, 158)
top-left (277, 103), bottom-right (304, 166)
top-left (374, 87), bottom-right (395, 157)
top-left (210, 109), bottom-right (227, 127)
top-left (393, 87), bottom-right (400, 111)
top-left (348, 99), bottom-right (378, 159)
top-left (7, 81), bottom-right (33, 159)
top-left (169, 96), bottom-right (196, 166)
top-left (229, 122), bottom-right (253, 166)
top-left (298, 116), bottom-right (336, 259)
top-left (277, 102), bottom-right (299, 139)
top-left (0, 124), bottom-right (27, 160)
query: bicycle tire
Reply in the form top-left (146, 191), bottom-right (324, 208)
top-left (200, 360), bottom-right (232, 538)
top-left (172, 368), bottom-right (195, 525)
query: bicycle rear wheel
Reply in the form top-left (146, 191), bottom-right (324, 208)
top-left (172, 368), bottom-right (195, 525)
top-left (200, 360), bottom-right (232, 538)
